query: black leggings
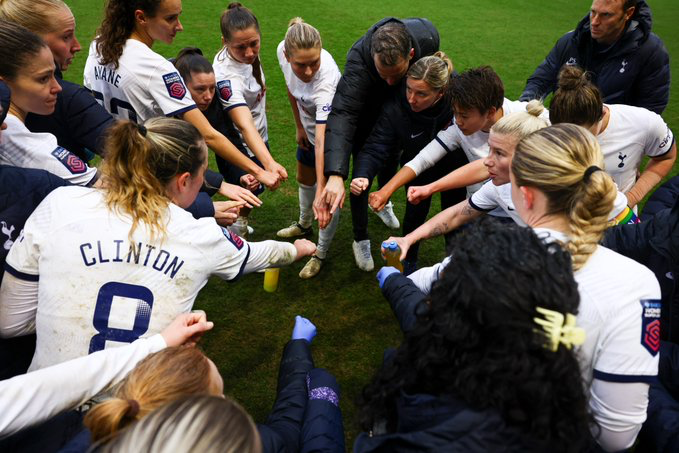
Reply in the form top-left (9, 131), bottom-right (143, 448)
top-left (350, 156), bottom-right (399, 242)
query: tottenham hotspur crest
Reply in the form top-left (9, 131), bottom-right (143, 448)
top-left (620, 59), bottom-right (628, 73)
top-left (566, 57), bottom-right (577, 66)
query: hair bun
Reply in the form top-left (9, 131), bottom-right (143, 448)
top-left (525, 99), bottom-right (545, 117)
top-left (227, 2), bottom-right (243, 9)
top-left (557, 65), bottom-right (589, 91)
top-left (288, 16), bottom-right (304, 28)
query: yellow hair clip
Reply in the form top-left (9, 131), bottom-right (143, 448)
top-left (534, 307), bottom-right (586, 352)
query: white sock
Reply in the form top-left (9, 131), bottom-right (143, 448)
top-left (317, 209), bottom-right (340, 259)
top-left (298, 183), bottom-right (315, 229)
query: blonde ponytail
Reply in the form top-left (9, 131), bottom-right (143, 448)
top-left (512, 124), bottom-right (616, 270)
top-left (491, 99), bottom-right (549, 141)
top-left (407, 50), bottom-right (454, 91)
top-left (283, 17), bottom-right (321, 56)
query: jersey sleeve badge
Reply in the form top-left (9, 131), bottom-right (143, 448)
top-left (640, 299), bottom-right (661, 356)
top-left (221, 227), bottom-right (244, 250)
top-left (51, 147), bottom-right (87, 174)
top-left (217, 80), bottom-right (233, 102)
top-left (162, 72), bottom-right (187, 100)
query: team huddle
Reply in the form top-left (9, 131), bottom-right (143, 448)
top-left (0, 0), bottom-right (676, 451)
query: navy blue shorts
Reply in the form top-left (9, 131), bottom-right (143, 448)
top-left (297, 144), bottom-right (316, 168)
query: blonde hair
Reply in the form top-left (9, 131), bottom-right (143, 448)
top-left (84, 347), bottom-right (214, 442)
top-left (491, 100), bottom-right (549, 141)
top-left (407, 51), bottom-right (454, 91)
top-left (284, 17), bottom-right (321, 56)
top-left (0, 0), bottom-right (68, 35)
top-left (512, 124), bottom-right (616, 271)
top-left (97, 395), bottom-right (261, 453)
top-left (100, 118), bottom-right (206, 246)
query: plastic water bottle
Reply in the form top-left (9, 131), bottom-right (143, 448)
top-left (263, 268), bottom-right (280, 292)
top-left (382, 241), bottom-right (404, 273)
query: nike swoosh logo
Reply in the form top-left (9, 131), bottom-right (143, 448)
top-left (507, 206), bottom-right (515, 211)
top-left (410, 132), bottom-right (424, 139)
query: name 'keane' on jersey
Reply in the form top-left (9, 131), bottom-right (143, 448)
top-left (79, 239), bottom-right (184, 278)
top-left (93, 65), bottom-right (121, 88)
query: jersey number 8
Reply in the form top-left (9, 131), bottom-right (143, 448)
top-left (89, 282), bottom-right (154, 353)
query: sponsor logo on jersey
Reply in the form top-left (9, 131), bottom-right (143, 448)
top-left (162, 72), bottom-right (187, 100)
top-left (51, 147), bottom-right (87, 174)
top-left (221, 227), bottom-right (244, 250)
top-left (217, 80), bottom-right (233, 101)
top-left (660, 127), bottom-right (671, 149)
top-left (321, 103), bottom-right (331, 112)
top-left (640, 299), bottom-right (661, 356)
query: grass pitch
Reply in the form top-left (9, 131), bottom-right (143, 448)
top-left (66, 0), bottom-right (679, 446)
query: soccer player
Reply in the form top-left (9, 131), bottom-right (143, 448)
top-left (549, 65), bottom-right (676, 209)
top-left (274, 18), bottom-right (341, 279)
top-left (213, 2), bottom-right (288, 236)
top-left (83, 0), bottom-right (282, 190)
top-left (0, 118), bottom-right (316, 372)
top-left (0, 20), bottom-right (98, 186)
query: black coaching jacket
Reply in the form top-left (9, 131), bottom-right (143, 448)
top-left (323, 17), bottom-right (439, 180)
top-left (520, 1), bottom-right (670, 114)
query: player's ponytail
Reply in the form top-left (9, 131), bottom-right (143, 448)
top-left (490, 100), bottom-right (549, 142)
top-left (0, 19), bottom-right (47, 81)
top-left (549, 65), bottom-right (603, 128)
top-left (174, 47), bottom-right (214, 84)
top-left (283, 17), bottom-right (321, 57)
top-left (512, 124), bottom-right (616, 270)
top-left (101, 117), bottom-right (205, 246)
top-left (219, 3), bottom-right (265, 91)
top-left (84, 347), bottom-right (214, 443)
top-left (96, 0), bottom-right (164, 68)
top-left (407, 50), bottom-right (455, 92)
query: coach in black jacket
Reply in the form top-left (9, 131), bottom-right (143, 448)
top-left (520, 0), bottom-right (669, 114)
top-left (320, 17), bottom-right (439, 217)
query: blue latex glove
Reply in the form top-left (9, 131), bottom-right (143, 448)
top-left (292, 315), bottom-right (317, 343)
top-left (377, 266), bottom-right (400, 289)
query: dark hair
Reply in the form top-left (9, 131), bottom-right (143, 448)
top-left (0, 19), bottom-right (48, 80)
top-left (550, 66), bottom-right (603, 127)
top-left (449, 66), bottom-right (504, 114)
top-left (96, 0), bottom-right (163, 68)
top-left (623, 0), bottom-right (637, 11)
top-left (358, 219), bottom-right (593, 451)
top-left (174, 47), bottom-right (214, 84)
top-left (370, 21), bottom-right (412, 66)
top-left (219, 2), bottom-right (264, 90)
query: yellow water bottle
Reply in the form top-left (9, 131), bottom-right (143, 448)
top-left (263, 268), bottom-right (280, 292)
top-left (382, 241), bottom-right (404, 273)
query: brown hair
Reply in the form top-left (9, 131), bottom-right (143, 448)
top-left (100, 117), bottom-right (206, 245)
top-left (450, 66), bottom-right (504, 114)
top-left (512, 124), bottom-right (616, 270)
top-left (84, 347), bottom-right (214, 442)
top-left (219, 2), bottom-right (264, 90)
top-left (549, 66), bottom-right (603, 127)
top-left (95, 0), bottom-right (164, 68)
top-left (370, 21), bottom-right (412, 66)
top-left (0, 19), bottom-right (48, 80)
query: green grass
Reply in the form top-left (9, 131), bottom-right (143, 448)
top-left (65, 0), bottom-right (679, 447)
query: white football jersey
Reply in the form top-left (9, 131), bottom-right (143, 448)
top-left (0, 115), bottom-right (97, 186)
top-left (213, 48), bottom-right (268, 154)
top-left (4, 186), bottom-right (296, 371)
top-left (405, 98), bottom-right (550, 194)
top-left (468, 182), bottom-right (524, 225)
top-left (598, 104), bottom-right (674, 193)
top-left (83, 39), bottom-right (196, 123)
top-left (276, 41), bottom-right (340, 144)
top-left (534, 228), bottom-right (660, 384)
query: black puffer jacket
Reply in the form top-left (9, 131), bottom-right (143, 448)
top-left (324, 17), bottom-right (439, 179)
top-left (520, 1), bottom-right (670, 114)
top-left (353, 81), bottom-right (454, 181)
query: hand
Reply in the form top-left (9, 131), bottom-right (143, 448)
top-left (313, 187), bottom-right (332, 230)
top-left (382, 236), bottom-right (411, 261)
top-left (322, 175), bottom-right (345, 215)
top-left (368, 190), bottom-right (389, 212)
top-left (239, 174), bottom-right (261, 192)
top-left (266, 161), bottom-right (289, 182)
top-left (376, 266), bottom-right (400, 289)
top-left (291, 315), bottom-right (316, 343)
top-left (213, 200), bottom-right (245, 227)
top-left (407, 185), bottom-right (431, 205)
top-left (296, 128), bottom-right (311, 150)
top-left (350, 177), bottom-right (369, 196)
top-left (255, 169), bottom-right (281, 191)
top-left (161, 311), bottom-right (214, 347)
top-left (219, 182), bottom-right (263, 208)
top-left (293, 238), bottom-right (317, 260)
